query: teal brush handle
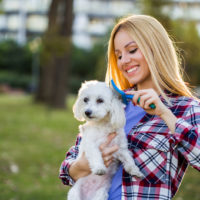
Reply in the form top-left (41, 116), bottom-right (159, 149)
top-left (127, 96), bottom-right (156, 109)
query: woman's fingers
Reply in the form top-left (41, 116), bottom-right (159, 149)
top-left (102, 145), bottom-right (119, 157)
top-left (144, 97), bottom-right (156, 109)
top-left (126, 89), bottom-right (169, 116)
top-left (132, 91), bottom-right (141, 106)
top-left (99, 132), bottom-right (116, 151)
top-left (99, 133), bottom-right (119, 167)
top-left (137, 94), bottom-right (152, 108)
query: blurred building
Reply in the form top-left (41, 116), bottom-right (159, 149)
top-left (73, 0), bottom-right (138, 48)
top-left (0, 0), bottom-right (200, 48)
top-left (165, 0), bottom-right (200, 35)
top-left (0, 0), bottom-right (50, 44)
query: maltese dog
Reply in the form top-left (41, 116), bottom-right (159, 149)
top-left (68, 81), bottom-right (143, 200)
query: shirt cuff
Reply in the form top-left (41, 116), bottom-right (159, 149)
top-left (59, 158), bottom-right (76, 186)
top-left (173, 118), bottom-right (194, 144)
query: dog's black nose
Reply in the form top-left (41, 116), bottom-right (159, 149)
top-left (85, 110), bottom-right (92, 117)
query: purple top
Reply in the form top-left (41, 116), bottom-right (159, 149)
top-left (108, 102), bottom-right (146, 200)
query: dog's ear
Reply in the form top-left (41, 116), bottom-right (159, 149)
top-left (110, 93), bottom-right (126, 129)
top-left (73, 96), bottom-right (84, 121)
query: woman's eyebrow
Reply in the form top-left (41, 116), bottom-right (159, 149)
top-left (124, 41), bottom-right (136, 48)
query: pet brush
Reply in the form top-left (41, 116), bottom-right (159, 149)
top-left (111, 79), bottom-right (156, 109)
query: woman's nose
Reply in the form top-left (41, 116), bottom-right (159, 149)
top-left (121, 53), bottom-right (131, 64)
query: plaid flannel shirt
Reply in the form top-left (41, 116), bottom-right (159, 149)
top-left (59, 93), bottom-right (200, 200)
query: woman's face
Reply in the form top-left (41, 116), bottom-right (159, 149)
top-left (114, 29), bottom-right (153, 90)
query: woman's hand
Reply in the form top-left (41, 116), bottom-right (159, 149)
top-left (69, 133), bottom-right (119, 181)
top-left (126, 89), bottom-right (177, 133)
top-left (99, 133), bottom-right (119, 168)
top-left (69, 152), bottom-right (91, 181)
top-left (126, 89), bottom-right (168, 116)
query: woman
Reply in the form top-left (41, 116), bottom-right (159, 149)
top-left (59, 15), bottom-right (200, 200)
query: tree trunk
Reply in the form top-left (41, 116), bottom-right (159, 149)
top-left (35, 0), bottom-right (73, 109)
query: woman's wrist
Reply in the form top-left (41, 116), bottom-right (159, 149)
top-left (159, 108), bottom-right (177, 134)
top-left (159, 107), bottom-right (172, 119)
top-left (69, 158), bottom-right (91, 181)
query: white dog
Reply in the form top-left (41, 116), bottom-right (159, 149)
top-left (68, 81), bottom-right (143, 200)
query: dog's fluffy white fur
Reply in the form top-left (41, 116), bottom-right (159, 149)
top-left (68, 81), bottom-right (143, 200)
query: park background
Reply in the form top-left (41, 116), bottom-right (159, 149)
top-left (0, 0), bottom-right (199, 199)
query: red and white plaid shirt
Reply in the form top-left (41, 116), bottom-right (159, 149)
top-left (59, 93), bottom-right (200, 200)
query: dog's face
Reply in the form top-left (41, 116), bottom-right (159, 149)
top-left (73, 81), bottom-right (113, 122)
top-left (73, 81), bottom-right (126, 128)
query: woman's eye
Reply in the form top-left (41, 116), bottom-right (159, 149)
top-left (129, 48), bottom-right (138, 54)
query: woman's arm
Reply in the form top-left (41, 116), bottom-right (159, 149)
top-left (59, 134), bottom-right (86, 185)
top-left (127, 89), bottom-right (200, 170)
top-left (159, 108), bottom-right (177, 134)
top-left (127, 89), bottom-right (178, 134)
top-left (59, 133), bottom-right (118, 185)
top-left (172, 103), bottom-right (200, 170)
top-left (161, 102), bottom-right (200, 170)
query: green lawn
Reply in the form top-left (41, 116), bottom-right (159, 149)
top-left (0, 94), bottom-right (199, 200)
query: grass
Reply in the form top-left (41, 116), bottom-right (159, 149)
top-left (0, 94), bottom-right (79, 200)
top-left (0, 94), bottom-right (199, 200)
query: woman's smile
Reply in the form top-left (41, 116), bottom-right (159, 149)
top-left (125, 65), bottom-right (139, 76)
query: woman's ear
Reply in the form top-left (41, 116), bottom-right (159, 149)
top-left (110, 93), bottom-right (126, 129)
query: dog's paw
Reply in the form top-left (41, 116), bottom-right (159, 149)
top-left (94, 169), bottom-right (106, 176)
top-left (131, 169), bottom-right (144, 178)
top-left (124, 164), bottom-right (144, 178)
top-left (92, 165), bottom-right (107, 175)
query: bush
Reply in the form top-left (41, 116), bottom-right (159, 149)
top-left (0, 40), bottom-right (33, 74)
top-left (69, 41), bottom-right (107, 93)
top-left (0, 40), bottom-right (34, 91)
top-left (0, 71), bottom-right (32, 90)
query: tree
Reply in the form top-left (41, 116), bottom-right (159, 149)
top-left (35, 0), bottom-right (73, 109)
top-left (140, 0), bottom-right (172, 30)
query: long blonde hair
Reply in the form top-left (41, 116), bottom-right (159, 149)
top-left (106, 14), bottom-right (195, 100)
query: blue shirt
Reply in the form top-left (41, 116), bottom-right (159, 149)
top-left (108, 102), bottom-right (146, 200)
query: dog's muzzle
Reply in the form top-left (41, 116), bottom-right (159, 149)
top-left (85, 109), bottom-right (93, 118)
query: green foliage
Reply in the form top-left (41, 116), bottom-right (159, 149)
top-left (0, 94), bottom-right (199, 200)
top-left (0, 40), bottom-right (33, 74)
top-left (171, 20), bottom-right (200, 85)
top-left (0, 71), bottom-right (31, 90)
top-left (140, 0), bottom-right (200, 86)
top-left (173, 166), bottom-right (200, 200)
top-left (0, 40), bottom-right (33, 90)
top-left (69, 39), bottom-right (107, 93)
top-left (140, 0), bottom-right (172, 28)
top-left (0, 37), bottom-right (108, 93)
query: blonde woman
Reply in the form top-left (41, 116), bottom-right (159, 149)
top-left (59, 15), bottom-right (200, 199)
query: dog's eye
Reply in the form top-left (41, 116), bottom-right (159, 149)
top-left (83, 97), bottom-right (89, 103)
top-left (96, 98), bottom-right (104, 104)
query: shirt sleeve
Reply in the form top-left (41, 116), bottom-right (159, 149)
top-left (171, 102), bottom-right (200, 171)
top-left (59, 134), bottom-right (82, 186)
